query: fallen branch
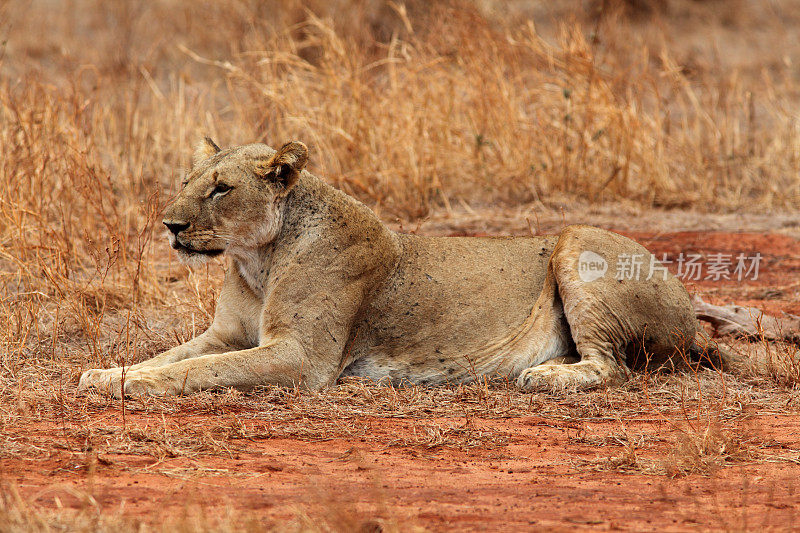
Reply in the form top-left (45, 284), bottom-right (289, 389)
top-left (693, 295), bottom-right (800, 344)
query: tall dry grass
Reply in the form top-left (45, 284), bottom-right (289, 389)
top-left (0, 0), bottom-right (799, 421)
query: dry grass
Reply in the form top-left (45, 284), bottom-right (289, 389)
top-left (742, 337), bottom-right (800, 388)
top-left (582, 339), bottom-right (800, 477)
top-left (0, 366), bottom-right (794, 460)
top-left (0, 480), bottom-right (408, 532)
top-left (4, 1), bottom-right (800, 221)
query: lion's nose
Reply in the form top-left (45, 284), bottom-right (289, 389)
top-left (164, 220), bottom-right (190, 235)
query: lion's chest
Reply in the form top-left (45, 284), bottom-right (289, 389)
top-left (230, 246), bottom-right (273, 295)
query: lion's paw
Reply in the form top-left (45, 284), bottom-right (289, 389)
top-left (78, 368), bottom-right (122, 393)
top-left (516, 365), bottom-right (575, 392)
top-left (517, 361), bottom-right (623, 392)
top-left (80, 367), bottom-right (184, 398)
top-left (120, 372), bottom-right (183, 398)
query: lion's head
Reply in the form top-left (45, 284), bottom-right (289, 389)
top-left (162, 138), bottom-right (308, 264)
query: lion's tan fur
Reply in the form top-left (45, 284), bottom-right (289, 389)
top-left (80, 140), bottom-right (699, 397)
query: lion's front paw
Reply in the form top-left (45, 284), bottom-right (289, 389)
top-left (79, 368), bottom-right (122, 393)
top-left (80, 367), bottom-right (185, 398)
top-left (120, 372), bottom-right (182, 398)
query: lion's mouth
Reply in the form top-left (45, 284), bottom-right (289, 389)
top-left (172, 241), bottom-right (224, 257)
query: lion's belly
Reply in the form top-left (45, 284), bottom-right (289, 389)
top-left (342, 234), bottom-right (558, 385)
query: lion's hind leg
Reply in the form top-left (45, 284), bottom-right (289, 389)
top-left (516, 235), bottom-right (627, 391)
top-left (517, 225), bottom-right (697, 392)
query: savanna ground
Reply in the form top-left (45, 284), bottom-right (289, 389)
top-left (1, 0), bottom-right (800, 530)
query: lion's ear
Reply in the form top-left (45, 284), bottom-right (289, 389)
top-left (193, 137), bottom-right (222, 167)
top-left (256, 141), bottom-right (308, 195)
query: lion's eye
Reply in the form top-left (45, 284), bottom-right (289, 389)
top-left (210, 183), bottom-right (232, 198)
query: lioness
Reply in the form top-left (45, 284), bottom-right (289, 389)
top-left (79, 139), bottom-right (718, 398)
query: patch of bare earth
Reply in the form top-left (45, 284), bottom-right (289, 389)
top-left (4, 413), bottom-right (800, 531)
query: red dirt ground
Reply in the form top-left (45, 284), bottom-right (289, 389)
top-left (626, 231), bottom-right (800, 317)
top-left (3, 231), bottom-right (799, 531)
top-left (5, 413), bottom-right (800, 531)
